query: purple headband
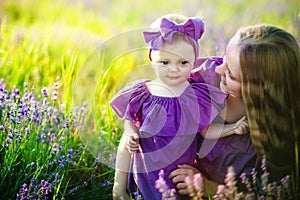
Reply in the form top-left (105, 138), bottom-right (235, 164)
top-left (143, 17), bottom-right (204, 63)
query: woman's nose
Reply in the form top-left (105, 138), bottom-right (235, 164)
top-left (216, 63), bottom-right (225, 76)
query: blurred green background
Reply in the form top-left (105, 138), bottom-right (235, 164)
top-left (0, 0), bottom-right (298, 130)
top-left (0, 0), bottom-right (299, 94)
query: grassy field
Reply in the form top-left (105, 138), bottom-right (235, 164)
top-left (0, 0), bottom-right (299, 199)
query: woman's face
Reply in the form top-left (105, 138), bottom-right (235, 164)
top-left (216, 33), bottom-right (242, 98)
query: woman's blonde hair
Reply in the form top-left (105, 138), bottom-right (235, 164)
top-left (238, 24), bottom-right (300, 178)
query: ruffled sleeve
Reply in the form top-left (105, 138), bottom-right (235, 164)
top-left (190, 56), bottom-right (227, 130)
top-left (185, 82), bottom-right (227, 132)
top-left (190, 56), bottom-right (223, 86)
top-left (110, 80), bottom-right (150, 126)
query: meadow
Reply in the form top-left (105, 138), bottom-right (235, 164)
top-left (0, 0), bottom-right (299, 199)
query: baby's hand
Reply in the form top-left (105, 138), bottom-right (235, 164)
top-left (234, 116), bottom-right (249, 135)
top-left (126, 132), bottom-right (140, 154)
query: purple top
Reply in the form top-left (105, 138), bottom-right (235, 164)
top-left (110, 71), bottom-right (227, 199)
top-left (196, 130), bottom-right (257, 184)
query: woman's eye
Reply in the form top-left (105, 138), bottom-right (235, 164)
top-left (226, 68), bottom-right (236, 80)
top-left (226, 69), bottom-right (232, 78)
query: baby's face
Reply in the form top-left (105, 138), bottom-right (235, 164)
top-left (151, 39), bottom-right (195, 88)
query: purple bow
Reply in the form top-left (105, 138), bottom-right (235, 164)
top-left (143, 17), bottom-right (204, 51)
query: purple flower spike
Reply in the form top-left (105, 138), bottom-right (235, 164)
top-left (41, 87), bottom-right (48, 97)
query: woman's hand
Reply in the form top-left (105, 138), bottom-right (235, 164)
top-left (168, 164), bottom-right (200, 195)
top-left (169, 164), bottom-right (219, 197)
top-left (234, 115), bottom-right (249, 135)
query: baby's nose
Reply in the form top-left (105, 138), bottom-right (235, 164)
top-left (168, 64), bottom-right (179, 71)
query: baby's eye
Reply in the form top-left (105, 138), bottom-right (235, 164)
top-left (180, 61), bottom-right (189, 65)
top-left (160, 61), bottom-right (169, 65)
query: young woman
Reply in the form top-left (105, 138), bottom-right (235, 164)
top-left (170, 24), bottom-right (300, 197)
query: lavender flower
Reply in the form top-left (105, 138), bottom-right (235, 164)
top-left (240, 172), bottom-right (252, 192)
top-left (224, 166), bottom-right (237, 195)
top-left (6, 138), bottom-right (12, 144)
top-left (60, 103), bottom-right (66, 111)
top-left (251, 168), bottom-right (257, 186)
top-left (214, 166), bottom-right (244, 199)
top-left (214, 185), bottom-right (227, 199)
top-left (67, 149), bottom-right (73, 158)
top-left (96, 152), bottom-right (102, 164)
top-left (99, 180), bottom-right (113, 187)
top-left (155, 170), bottom-right (177, 200)
top-left (280, 175), bottom-right (290, 189)
top-left (193, 173), bottom-right (204, 199)
top-left (0, 78), bottom-right (90, 199)
top-left (51, 143), bottom-right (59, 154)
top-left (30, 162), bottom-right (35, 168)
top-left (16, 183), bottom-right (29, 200)
top-left (0, 78), bottom-right (6, 91)
top-left (184, 173), bottom-right (204, 199)
top-left (261, 171), bottom-right (270, 192)
top-left (13, 87), bottom-right (20, 99)
top-left (52, 91), bottom-right (58, 101)
top-left (41, 87), bottom-right (48, 97)
top-left (51, 77), bottom-right (60, 101)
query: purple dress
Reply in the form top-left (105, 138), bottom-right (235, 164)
top-left (110, 73), bottom-right (227, 199)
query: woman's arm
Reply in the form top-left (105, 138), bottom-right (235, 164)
top-left (200, 116), bottom-right (248, 139)
top-left (169, 164), bottom-right (218, 197)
